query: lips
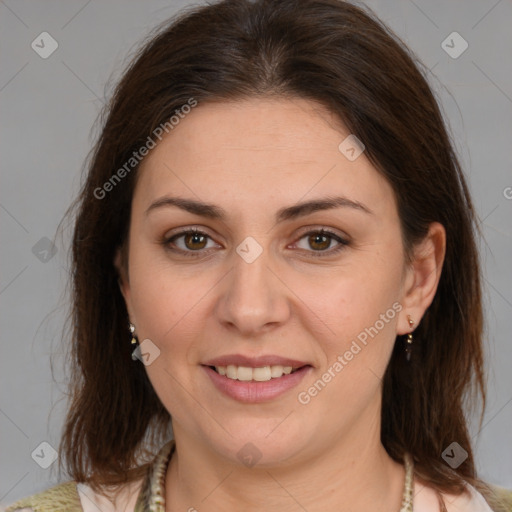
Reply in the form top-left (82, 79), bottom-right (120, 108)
top-left (201, 354), bottom-right (312, 403)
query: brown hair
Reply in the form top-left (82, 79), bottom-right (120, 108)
top-left (58, 0), bottom-right (505, 508)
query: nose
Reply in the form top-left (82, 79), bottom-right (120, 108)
top-left (215, 243), bottom-right (291, 337)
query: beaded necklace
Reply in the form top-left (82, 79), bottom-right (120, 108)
top-left (135, 441), bottom-right (415, 512)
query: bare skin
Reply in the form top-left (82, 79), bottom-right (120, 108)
top-left (115, 97), bottom-right (445, 511)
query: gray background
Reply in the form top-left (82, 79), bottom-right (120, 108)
top-left (1, 0), bottom-right (511, 505)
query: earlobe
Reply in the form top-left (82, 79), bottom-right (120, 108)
top-left (398, 222), bottom-right (446, 334)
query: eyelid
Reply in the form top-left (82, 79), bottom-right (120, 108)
top-left (293, 225), bottom-right (349, 242)
top-left (163, 225), bottom-right (215, 240)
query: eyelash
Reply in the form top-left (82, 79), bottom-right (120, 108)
top-left (162, 227), bottom-right (349, 259)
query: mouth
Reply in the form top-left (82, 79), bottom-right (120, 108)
top-left (207, 364), bottom-right (305, 382)
top-left (201, 359), bottom-right (312, 403)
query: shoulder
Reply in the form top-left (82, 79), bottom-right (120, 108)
top-left (3, 481), bottom-right (82, 512)
top-left (3, 477), bottom-right (144, 512)
top-left (2, 441), bottom-right (172, 512)
top-left (414, 478), bottom-right (512, 512)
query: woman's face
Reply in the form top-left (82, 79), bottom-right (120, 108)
top-left (117, 97), bottom-right (429, 467)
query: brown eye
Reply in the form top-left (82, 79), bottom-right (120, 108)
top-left (183, 232), bottom-right (208, 250)
top-left (293, 229), bottom-right (349, 257)
top-left (163, 229), bottom-right (218, 256)
top-left (308, 232), bottom-right (331, 251)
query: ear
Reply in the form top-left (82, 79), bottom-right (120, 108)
top-left (397, 222), bottom-right (446, 335)
top-left (114, 247), bottom-right (135, 323)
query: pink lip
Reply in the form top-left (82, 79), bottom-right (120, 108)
top-left (202, 365), bottom-right (312, 403)
top-left (203, 354), bottom-right (310, 368)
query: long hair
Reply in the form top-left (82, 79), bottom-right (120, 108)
top-left (58, 0), bottom-right (502, 507)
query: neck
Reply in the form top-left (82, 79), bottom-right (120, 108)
top-left (165, 411), bottom-right (406, 512)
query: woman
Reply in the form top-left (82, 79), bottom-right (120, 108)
top-left (5, 0), bottom-right (511, 511)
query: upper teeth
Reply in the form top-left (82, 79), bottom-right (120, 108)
top-left (215, 365), bottom-right (295, 381)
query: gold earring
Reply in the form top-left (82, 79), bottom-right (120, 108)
top-left (129, 323), bottom-right (138, 345)
top-left (405, 315), bottom-right (414, 362)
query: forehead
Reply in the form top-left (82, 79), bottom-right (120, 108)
top-left (145, 97), bottom-right (350, 166)
top-left (133, 97), bottom-right (395, 217)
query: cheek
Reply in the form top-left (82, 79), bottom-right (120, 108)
top-left (298, 277), bottom-right (402, 424)
top-left (298, 264), bottom-right (403, 423)
top-left (127, 242), bottom-right (183, 341)
top-left (296, 249), bottom-right (403, 352)
top-left (130, 272), bottom-right (202, 346)
top-left (126, 244), bottom-right (220, 370)
top-left (127, 258), bottom-right (207, 414)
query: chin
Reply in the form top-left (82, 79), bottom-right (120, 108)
top-left (201, 417), bottom-right (312, 468)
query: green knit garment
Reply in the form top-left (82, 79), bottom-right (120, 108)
top-left (3, 442), bottom-right (175, 512)
top-left (4, 481), bottom-right (83, 512)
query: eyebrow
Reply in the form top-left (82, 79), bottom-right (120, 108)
top-left (145, 195), bottom-right (373, 222)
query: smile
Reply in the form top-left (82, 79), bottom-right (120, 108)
top-left (202, 364), bottom-right (312, 403)
top-left (211, 364), bottom-right (302, 381)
